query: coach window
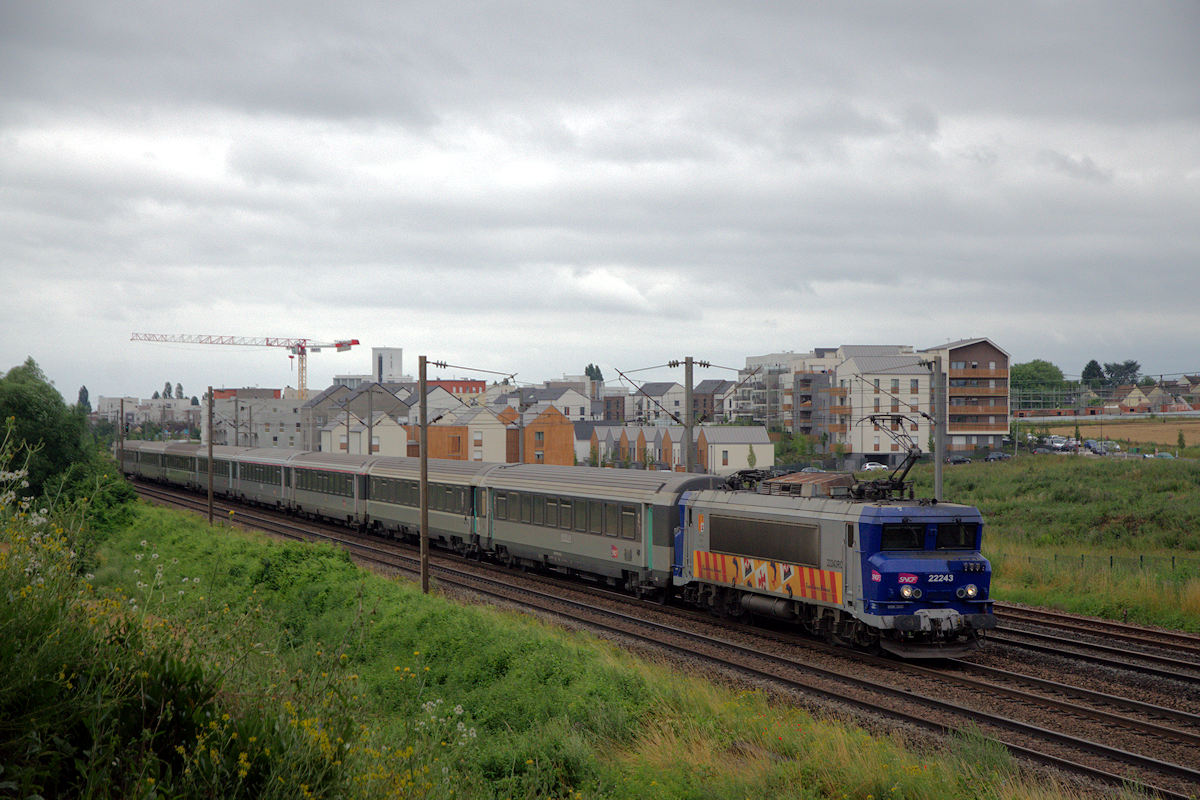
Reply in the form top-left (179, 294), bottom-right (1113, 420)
top-left (494, 492), bottom-right (507, 520)
top-left (557, 498), bottom-right (571, 529)
top-left (532, 495), bottom-right (545, 525)
top-left (620, 505), bottom-right (637, 540)
top-left (575, 499), bottom-right (588, 532)
top-left (603, 503), bottom-right (619, 537)
top-left (521, 494), bottom-right (532, 524)
top-left (589, 501), bottom-right (603, 534)
top-left (545, 498), bottom-right (558, 527)
top-left (846, 523), bottom-right (855, 548)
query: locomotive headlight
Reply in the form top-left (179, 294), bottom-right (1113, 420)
top-left (900, 585), bottom-right (922, 600)
top-left (961, 583), bottom-right (978, 599)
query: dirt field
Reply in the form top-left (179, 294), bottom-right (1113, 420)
top-left (1043, 417), bottom-right (1200, 448)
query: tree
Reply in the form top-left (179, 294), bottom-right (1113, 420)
top-left (747, 443), bottom-right (757, 468)
top-left (1010, 360), bottom-right (1065, 388)
top-left (1010, 360), bottom-right (1066, 409)
top-left (1103, 360), bottom-right (1140, 387)
top-left (175, 383), bottom-right (184, 400)
top-left (0, 358), bottom-right (87, 497)
top-left (77, 385), bottom-right (91, 413)
top-left (191, 395), bottom-right (200, 406)
top-left (163, 381), bottom-right (173, 399)
top-left (152, 390), bottom-right (160, 400)
top-left (1178, 430), bottom-right (1186, 451)
top-left (1138, 376), bottom-right (1156, 387)
top-left (1081, 360), bottom-right (1104, 388)
top-left (584, 363), bottom-right (604, 383)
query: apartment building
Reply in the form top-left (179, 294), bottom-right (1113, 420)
top-left (743, 339), bottom-right (1009, 466)
top-left (919, 338), bottom-right (1010, 454)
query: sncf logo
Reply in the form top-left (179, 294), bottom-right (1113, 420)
top-left (897, 573), bottom-right (919, 584)
top-left (870, 570), bottom-right (882, 582)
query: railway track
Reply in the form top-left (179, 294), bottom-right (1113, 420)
top-left (132, 482), bottom-right (1200, 798)
top-left (995, 602), bottom-right (1200, 657)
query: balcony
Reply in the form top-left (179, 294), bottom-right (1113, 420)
top-left (948, 404), bottom-right (1009, 416)
top-left (826, 387), bottom-right (848, 398)
top-left (948, 423), bottom-right (1008, 432)
top-left (948, 386), bottom-right (1008, 397)
top-left (827, 423), bottom-right (847, 433)
top-left (948, 368), bottom-right (1008, 379)
top-left (829, 404), bottom-right (852, 415)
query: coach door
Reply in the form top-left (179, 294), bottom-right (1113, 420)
top-left (843, 522), bottom-right (858, 609)
top-left (473, 487), bottom-right (489, 548)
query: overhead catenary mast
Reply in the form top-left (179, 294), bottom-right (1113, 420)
top-left (131, 333), bottom-right (360, 401)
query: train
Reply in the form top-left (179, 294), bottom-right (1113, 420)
top-left (118, 439), bottom-right (995, 658)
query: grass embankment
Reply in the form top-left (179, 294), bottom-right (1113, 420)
top-left (4, 497), bottom-right (1111, 800)
top-left (906, 456), bottom-right (1200, 630)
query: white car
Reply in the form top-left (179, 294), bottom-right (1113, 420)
top-left (861, 462), bottom-right (888, 471)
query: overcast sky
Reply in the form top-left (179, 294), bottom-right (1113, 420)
top-left (2, 2), bottom-right (1198, 402)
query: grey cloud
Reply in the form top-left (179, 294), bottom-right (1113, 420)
top-left (1038, 150), bottom-right (1114, 183)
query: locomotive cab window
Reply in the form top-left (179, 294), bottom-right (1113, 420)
top-left (494, 492), bottom-right (508, 520)
top-left (935, 522), bottom-right (978, 550)
top-left (880, 523), bottom-right (925, 550)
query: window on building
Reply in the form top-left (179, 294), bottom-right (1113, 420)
top-left (535, 451), bottom-right (544, 463)
top-left (873, 435), bottom-right (880, 451)
top-left (910, 379), bottom-right (919, 394)
top-left (721, 450), bottom-right (728, 466)
top-left (873, 379), bottom-right (880, 393)
top-left (534, 430), bottom-right (544, 444)
top-left (890, 378), bottom-right (899, 392)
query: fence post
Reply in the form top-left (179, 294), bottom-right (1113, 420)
top-left (1081, 554), bottom-right (1084, 568)
top-left (1140, 554), bottom-right (1144, 570)
top-left (1109, 554), bottom-right (1113, 569)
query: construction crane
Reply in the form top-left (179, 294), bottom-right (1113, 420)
top-left (131, 333), bottom-right (360, 401)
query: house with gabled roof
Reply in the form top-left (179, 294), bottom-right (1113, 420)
top-left (697, 426), bottom-right (773, 475)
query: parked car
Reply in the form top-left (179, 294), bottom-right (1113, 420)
top-left (984, 452), bottom-right (1011, 462)
top-left (1032, 447), bottom-right (1053, 454)
top-left (1154, 452), bottom-right (1176, 459)
top-left (861, 462), bottom-right (888, 471)
top-left (800, 466), bottom-right (824, 473)
top-left (945, 455), bottom-right (972, 465)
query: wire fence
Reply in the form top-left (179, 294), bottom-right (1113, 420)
top-left (991, 551), bottom-right (1200, 581)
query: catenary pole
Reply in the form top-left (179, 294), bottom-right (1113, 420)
top-left (118, 398), bottom-right (125, 474)
top-left (934, 355), bottom-right (945, 501)
top-left (207, 386), bottom-right (214, 526)
top-left (419, 356), bottom-right (429, 593)
top-left (684, 356), bottom-right (694, 473)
